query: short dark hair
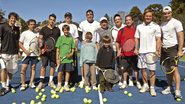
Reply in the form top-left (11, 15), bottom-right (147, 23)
top-left (85, 32), bottom-right (92, 40)
top-left (86, 9), bottom-right (94, 15)
top-left (8, 12), bottom-right (18, 20)
top-left (49, 13), bottom-right (56, 19)
top-left (27, 19), bottom-right (36, 25)
top-left (64, 12), bottom-right (72, 18)
top-left (62, 24), bottom-right (70, 31)
top-left (103, 35), bottom-right (111, 43)
top-left (113, 14), bottom-right (121, 20)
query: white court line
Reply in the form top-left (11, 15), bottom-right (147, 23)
top-left (98, 85), bottom-right (104, 104)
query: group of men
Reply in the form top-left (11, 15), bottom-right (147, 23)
top-left (0, 6), bottom-right (184, 100)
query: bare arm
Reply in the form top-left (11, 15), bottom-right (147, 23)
top-left (134, 38), bottom-right (139, 55)
top-left (56, 48), bottom-right (60, 66)
top-left (156, 37), bottom-right (161, 56)
top-left (19, 41), bottom-right (30, 56)
top-left (177, 31), bottom-right (184, 57)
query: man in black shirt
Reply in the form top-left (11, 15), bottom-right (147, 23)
top-left (0, 12), bottom-right (20, 96)
top-left (37, 14), bottom-right (60, 89)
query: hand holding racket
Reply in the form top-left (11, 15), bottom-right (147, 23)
top-left (55, 56), bottom-right (67, 72)
top-left (41, 37), bottom-right (55, 54)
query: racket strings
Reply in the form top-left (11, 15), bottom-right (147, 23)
top-left (161, 57), bottom-right (178, 74)
top-left (122, 39), bottom-right (135, 52)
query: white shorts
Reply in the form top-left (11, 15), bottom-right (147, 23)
top-left (1, 54), bottom-right (18, 74)
top-left (138, 55), bottom-right (156, 71)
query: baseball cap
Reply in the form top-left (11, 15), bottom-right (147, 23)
top-left (64, 12), bottom-right (72, 18)
top-left (100, 17), bottom-right (107, 22)
top-left (163, 6), bottom-right (172, 12)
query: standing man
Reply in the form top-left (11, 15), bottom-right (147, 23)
top-left (19, 19), bottom-right (39, 91)
top-left (134, 9), bottom-right (161, 96)
top-left (116, 15), bottom-right (141, 90)
top-left (111, 14), bottom-right (125, 86)
top-left (160, 6), bottom-right (184, 99)
top-left (78, 9), bottom-right (100, 87)
top-left (96, 17), bottom-right (112, 48)
top-left (58, 12), bottom-right (79, 86)
top-left (37, 14), bottom-right (60, 89)
top-left (0, 12), bottom-right (20, 96)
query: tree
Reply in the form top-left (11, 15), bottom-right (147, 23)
top-left (104, 13), bottom-right (110, 22)
top-left (146, 4), bottom-right (163, 24)
top-left (0, 9), bottom-right (5, 16)
top-left (129, 6), bottom-right (142, 26)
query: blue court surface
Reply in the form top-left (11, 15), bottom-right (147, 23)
top-left (0, 60), bottom-right (185, 104)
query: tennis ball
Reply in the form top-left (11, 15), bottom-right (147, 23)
top-left (85, 89), bottom-right (90, 93)
top-left (35, 88), bottom-right (39, 93)
top-left (55, 94), bottom-right (60, 99)
top-left (183, 78), bottom-right (185, 81)
top-left (50, 89), bottom-right (56, 94)
top-left (128, 93), bottom-right (132, 97)
top-left (30, 100), bottom-right (35, 104)
top-left (36, 95), bottom-right (40, 99)
top-left (11, 88), bottom-right (16, 94)
top-left (88, 99), bottom-right (92, 104)
top-left (41, 97), bottom-right (46, 102)
top-left (59, 87), bottom-right (64, 93)
top-left (41, 88), bottom-right (45, 92)
top-left (12, 102), bottom-right (16, 104)
top-left (51, 95), bottom-right (55, 99)
top-left (38, 92), bottom-right (43, 96)
top-left (37, 101), bottom-right (42, 104)
top-left (103, 98), bottom-right (108, 103)
top-left (42, 94), bottom-right (47, 98)
top-left (124, 91), bottom-right (128, 94)
top-left (83, 98), bottom-right (88, 103)
top-left (70, 87), bottom-right (76, 92)
top-left (176, 98), bottom-right (182, 102)
top-left (21, 102), bottom-right (26, 104)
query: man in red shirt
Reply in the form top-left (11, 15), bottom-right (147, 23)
top-left (116, 15), bottom-right (141, 89)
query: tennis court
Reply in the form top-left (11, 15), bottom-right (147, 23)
top-left (0, 59), bottom-right (185, 104)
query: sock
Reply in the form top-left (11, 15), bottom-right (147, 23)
top-left (82, 76), bottom-right (85, 82)
top-left (2, 82), bottom-right (6, 88)
top-left (49, 76), bottom-right (54, 82)
top-left (6, 79), bottom-right (11, 87)
top-left (40, 76), bottom-right (45, 83)
top-left (144, 83), bottom-right (148, 87)
top-left (150, 86), bottom-right (154, 89)
top-left (123, 81), bottom-right (127, 84)
top-left (64, 82), bottom-right (68, 86)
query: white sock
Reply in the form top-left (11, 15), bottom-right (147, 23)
top-left (49, 76), bottom-right (53, 82)
top-left (2, 82), bottom-right (6, 88)
top-left (6, 79), bottom-right (11, 87)
top-left (150, 86), bottom-right (154, 89)
top-left (40, 76), bottom-right (45, 79)
top-left (123, 81), bottom-right (127, 84)
top-left (144, 83), bottom-right (148, 87)
top-left (64, 82), bottom-right (68, 86)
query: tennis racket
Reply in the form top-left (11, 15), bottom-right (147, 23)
top-left (122, 38), bottom-right (135, 52)
top-left (138, 52), bottom-right (159, 65)
top-left (22, 36), bottom-right (39, 61)
top-left (43, 37), bottom-right (55, 52)
top-left (160, 56), bottom-right (180, 74)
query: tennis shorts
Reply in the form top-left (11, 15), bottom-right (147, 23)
top-left (41, 51), bottom-right (56, 68)
top-left (138, 54), bottom-right (157, 70)
top-left (160, 45), bottom-right (178, 66)
top-left (22, 56), bottom-right (39, 65)
top-left (1, 54), bottom-right (18, 74)
top-left (121, 56), bottom-right (139, 71)
top-left (58, 63), bottom-right (73, 72)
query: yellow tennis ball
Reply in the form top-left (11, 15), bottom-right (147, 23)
top-left (83, 98), bottom-right (88, 103)
top-left (88, 99), bottom-right (92, 104)
top-left (37, 101), bottom-right (42, 104)
top-left (21, 102), bottom-right (26, 104)
top-left (103, 98), bottom-right (107, 103)
top-left (176, 98), bottom-right (182, 102)
top-left (36, 95), bottom-right (40, 100)
top-left (59, 88), bottom-right (64, 93)
top-left (55, 94), bottom-right (60, 99)
top-left (85, 89), bottom-right (90, 93)
top-left (124, 91), bottom-right (128, 94)
top-left (128, 93), bottom-right (132, 97)
top-left (70, 87), bottom-right (76, 92)
top-left (41, 97), bottom-right (46, 102)
top-left (41, 88), bottom-right (45, 92)
top-left (12, 102), bottom-right (16, 104)
top-left (42, 94), bottom-right (47, 98)
top-left (30, 100), bottom-right (35, 104)
top-left (11, 89), bottom-right (16, 94)
top-left (35, 88), bottom-right (39, 93)
top-left (50, 89), bottom-right (56, 94)
top-left (38, 92), bottom-right (43, 96)
top-left (51, 95), bottom-right (55, 99)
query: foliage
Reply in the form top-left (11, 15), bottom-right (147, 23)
top-left (129, 6), bottom-right (142, 26)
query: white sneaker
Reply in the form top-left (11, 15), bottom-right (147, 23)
top-left (79, 81), bottom-right (84, 88)
top-left (136, 82), bottom-right (142, 90)
top-left (120, 83), bottom-right (127, 89)
top-left (36, 82), bottom-right (44, 90)
top-left (48, 81), bottom-right (56, 89)
top-left (175, 90), bottom-right (182, 99)
top-left (92, 86), bottom-right (97, 90)
top-left (55, 85), bottom-right (62, 92)
top-left (118, 82), bottom-right (123, 86)
top-left (29, 83), bottom-right (36, 89)
top-left (150, 87), bottom-right (157, 96)
top-left (128, 80), bottom-right (134, 86)
top-left (20, 84), bottom-right (26, 91)
top-left (139, 85), bottom-right (149, 93)
top-left (64, 85), bottom-right (70, 92)
top-left (161, 87), bottom-right (171, 95)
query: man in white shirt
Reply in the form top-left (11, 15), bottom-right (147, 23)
top-left (78, 9), bottom-right (100, 88)
top-left (19, 19), bottom-right (39, 91)
top-left (134, 9), bottom-right (161, 96)
top-left (58, 12), bottom-right (79, 86)
top-left (160, 6), bottom-right (184, 99)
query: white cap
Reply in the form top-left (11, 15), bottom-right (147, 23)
top-left (163, 6), bottom-right (172, 12)
top-left (100, 17), bottom-right (108, 22)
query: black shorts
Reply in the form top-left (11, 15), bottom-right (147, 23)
top-left (22, 56), bottom-right (39, 65)
top-left (121, 56), bottom-right (139, 70)
top-left (160, 45), bottom-right (178, 66)
top-left (41, 51), bottom-right (56, 68)
top-left (58, 63), bottom-right (73, 72)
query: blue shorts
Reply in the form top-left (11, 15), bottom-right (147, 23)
top-left (58, 63), bottom-right (73, 72)
top-left (22, 56), bottom-right (39, 65)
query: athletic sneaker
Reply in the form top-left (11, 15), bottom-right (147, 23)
top-left (161, 86), bottom-right (171, 94)
top-left (48, 81), bottom-right (56, 89)
top-left (0, 88), bottom-right (10, 96)
top-left (175, 90), bottom-right (182, 99)
top-left (55, 85), bottom-right (62, 92)
top-left (64, 85), bottom-right (70, 92)
top-left (37, 82), bottom-right (44, 90)
top-left (92, 86), bottom-right (97, 90)
top-left (150, 87), bottom-right (157, 96)
top-left (118, 82), bottom-right (123, 86)
top-left (139, 85), bottom-right (149, 93)
top-left (128, 80), bottom-right (134, 86)
top-left (20, 84), bottom-right (27, 91)
top-left (79, 81), bottom-right (84, 88)
top-left (120, 83), bottom-right (127, 89)
top-left (136, 82), bottom-right (142, 90)
top-left (29, 83), bottom-right (36, 89)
